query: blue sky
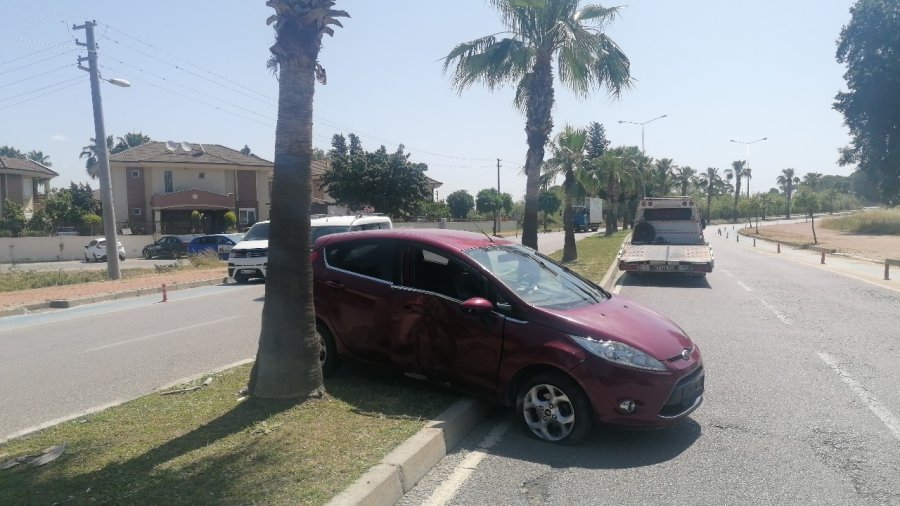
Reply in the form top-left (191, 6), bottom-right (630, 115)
top-left (1, 0), bottom-right (855, 202)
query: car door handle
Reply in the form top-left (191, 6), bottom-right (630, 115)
top-left (325, 280), bottom-right (345, 289)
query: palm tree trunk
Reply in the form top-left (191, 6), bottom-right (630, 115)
top-left (521, 54), bottom-right (554, 250)
top-left (247, 36), bottom-right (323, 400)
top-left (811, 213), bottom-right (817, 243)
top-left (562, 172), bottom-right (576, 262)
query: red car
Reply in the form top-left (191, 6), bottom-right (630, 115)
top-left (312, 229), bottom-right (704, 444)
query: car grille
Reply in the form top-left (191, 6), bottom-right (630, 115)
top-left (659, 365), bottom-right (704, 418)
top-left (232, 249), bottom-right (267, 259)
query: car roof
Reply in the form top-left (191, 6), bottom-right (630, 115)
top-left (314, 228), bottom-right (516, 252)
top-left (310, 214), bottom-right (392, 227)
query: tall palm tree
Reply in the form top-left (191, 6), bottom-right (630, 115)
top-left (443, 0), bottom-right (632, 249)
top-left (648, 158), bottom-right (674, 197)
top-left (543, 125), bottom-right (589, 261)
top-left (777, 168), bottom-right (801, 219)
top-left (112, 132), bottom-right (151, 154)
top-left (673, 165), bottom-right (697, 197)
top-left (723, 160), bottom-right (745, 222)
top-left (26, 150), bottom-right (51, 166)
top-left (246, 0), bottom-right (348, 400)
top-left (744, 166), bottom-right (752, 198)
top-left (80, 136), bottom-right (114, 179)
top-left (593, 147), bottom-right (637, 235)
top-left (697, 167), bottom-right (724, 220)
top-left (802, 172), bottom-right (823, 191)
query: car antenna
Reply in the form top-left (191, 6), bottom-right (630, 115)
top-left (472, 222), bottom-right (495, 243)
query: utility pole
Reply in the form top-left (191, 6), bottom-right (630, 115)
top-left (495, 159), bottom-right (501, 235)
top-left (75, 20), bottom-right (121, 279)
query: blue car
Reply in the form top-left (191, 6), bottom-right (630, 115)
top-left (187, 233), bottom-right (244, 260)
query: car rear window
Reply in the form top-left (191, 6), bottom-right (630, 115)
top-left (324, 239), bottom-right (395, 283)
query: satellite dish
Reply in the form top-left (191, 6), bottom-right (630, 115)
top-left (180, 141), bottom-right (192, 152)
top-left (192, 144), bottom-right (206, 157)
top-left (165, 141), bottom-right (176, 152)
top-left (197, 144), bottom-right (205, 153)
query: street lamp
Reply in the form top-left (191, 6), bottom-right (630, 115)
top-left (730, 136), bottom-right (767, 230)
top-left (618, 114), bottom-right (667, 197)
top-left (75, 20), bottom-right (129, 280)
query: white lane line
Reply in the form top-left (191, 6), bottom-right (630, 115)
top-left (758, 299), bottom-right (791, 325)
top-left (423, 420), bottom-right (511, 506)
top-left (737, 280), bottom-right (753, 292)
top-left (818, 352), bottom-right (900, 441)
top-left (84, 316), bottom-right (242, 352)
top-left (721, 269), bottom-right (735, 278)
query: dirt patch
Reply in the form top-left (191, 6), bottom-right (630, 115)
top-left (740, 219), bottom-right (900, 262)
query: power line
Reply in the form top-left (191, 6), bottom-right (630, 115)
top-left (0, 43), bottom-right (73, 68)
top-left (0, 63), bottom-right (73, 89)
top-left (0, 76), bottom-right (86, 111)
top-left (0, 75), bottom-right (86, 103)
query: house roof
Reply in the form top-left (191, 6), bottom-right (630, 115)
top-left (0, 156), bottom-right (59, 178)
top-left (109, 142), bottom-right (272, 167)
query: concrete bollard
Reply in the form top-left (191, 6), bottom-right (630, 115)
top-left (885, 261), bottom-right (891, 281)
top-left (777, 243), bottom-right (781, 253)
top-left (161, 283), bottom-right (168, 303)
top-left (736, 234), bottom-right (739, 242)
top-left (820, 251), bottom-right (825, 264)
top-left (753, 238), bottom-right (756, 247)
top-left (726, 232), bottom-right (729, 239)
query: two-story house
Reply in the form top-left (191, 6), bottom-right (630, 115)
top-left (0, 156), bottom-right (57, 219)
top-left (108, 142), bottom-right (273, 234)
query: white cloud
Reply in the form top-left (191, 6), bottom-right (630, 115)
top-left (52, 134), bottom-right (67, 142)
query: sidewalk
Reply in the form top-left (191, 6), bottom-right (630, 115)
top-left (0, 267), bottom-right (228, 317)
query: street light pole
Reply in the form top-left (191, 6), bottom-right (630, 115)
top-left (618, 114), bottom-right (667, 198)
top-left (75, 20), bottom-right (130, 280)
top-left (730, 136), bottom-right (767, 229)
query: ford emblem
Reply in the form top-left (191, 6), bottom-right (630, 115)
top-left (681, 349), bottom-right (690, 360)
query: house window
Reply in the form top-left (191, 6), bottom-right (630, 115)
top-left (130, 169), bottom-right (140, 179)
top-left (199, 172), bottom-right (205, 179)
top-left (164, 170), bottom-right (173, 193)
top-left (239, 208), bottom-right (257, 225)
top-left (132, 208), bottom-right (142, 216)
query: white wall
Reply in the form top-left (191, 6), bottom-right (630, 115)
top-left (1, 235), bottom-right (156, 263)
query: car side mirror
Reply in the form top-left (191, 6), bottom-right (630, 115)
top-left (461, 297), bottom-right (493, 312)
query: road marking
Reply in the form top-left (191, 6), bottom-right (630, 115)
top-left (818, 352), bottom-right (900, 441)
top-left (737, 280), bottom-right (753, 292)
top-left (423, 420), bottom-right (511, 506)
top-left (84, 316), bottom-right (242, 352)
top-left (721, 269), bottom-right (735, 278)
top-left (758, 299), bottom-right (791, 325)
top-left (612, 283), bottom-right (623, 294)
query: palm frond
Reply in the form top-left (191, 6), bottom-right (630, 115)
top-left (575, 4), bottom-right (621, 25)
top-left (444, 36), bottom-right (531, 92)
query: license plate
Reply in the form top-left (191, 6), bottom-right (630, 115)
top-left (649, 265), bottom-right (681, 272)
top-left (240, 269), bottom-right (256, 274)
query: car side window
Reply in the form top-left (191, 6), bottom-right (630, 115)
top-left (408, 247), bottom-right (488, 301)
top-left (325, 239), bottom-right (395, 283)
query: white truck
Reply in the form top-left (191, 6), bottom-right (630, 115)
top-left (573, 197), bottom-right (604, 232)
top-left (617, 197), bottom-right (714, 276)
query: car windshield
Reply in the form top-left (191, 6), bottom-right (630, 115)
top-left (242, 223), bottom-right (269, 241)
top-left (465, 244), bottom-right (609, 310)
top-left (311, 225), bottom-right (351, 242)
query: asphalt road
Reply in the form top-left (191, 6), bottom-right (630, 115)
top-left (0, 283), bottom-right (265, 440)
top-left (400, 227), bottom-right (900, 505)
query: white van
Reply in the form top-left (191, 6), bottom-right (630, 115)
top-left (228, 214), bottom-right (393, 283)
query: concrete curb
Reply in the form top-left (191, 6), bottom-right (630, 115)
top-left (0, 277), bottom-right (227, 318)
top-left (327, 398), bottom-right (492, 506)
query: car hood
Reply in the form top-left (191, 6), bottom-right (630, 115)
top-left (560, 295), bottom-right (693, 359)
top-left (232, 240), bottom-right (268, 251)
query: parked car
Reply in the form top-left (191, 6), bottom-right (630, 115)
top-left (84, 237), bottom-right (126, 262)
top-left (142, 235), bottom-right (189, 259)
top-left (187, 233), bottom-right (244, 260)
top-left (228, 214), bottom-right (393, 283)
top-left (312, 229), bottom-right (704, 444)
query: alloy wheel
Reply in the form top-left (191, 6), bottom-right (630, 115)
top-left (521, 383), bottom-right (576, 442)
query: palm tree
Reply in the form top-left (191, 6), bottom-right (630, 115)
top-left (80, 135), bottom-right (114, 179)
top-left (673, 165), bottom-right (697, 196)
top-left (777, 168), bottom-right (801, 219)
top-left (593, 147), bottom-right (637, 235)
top-left (697, 167), bottom-right (724, 220)
top-left (246, 0), bottom-right (348, 400)
top-left (744, 166), bottom-right (752, 198)
top-left (648, 158), bottom-right (675, 197)
top-left (0, 146), bottom-right (25, 158)
top-left (443, 0), bottom-right (632, 249)
top-left (26, 150), bottom-right (51, 166)
top-left (112, 132), bottom-right (151, 154)
top-left (543, 125), bottom-right (589, 261)
top-left (723, 160), bottom-right (745, 222)
top-left (802, 172), bottom-right (823, 191)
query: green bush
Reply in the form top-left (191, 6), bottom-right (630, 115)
top-left (224, 210), bottom-right (237, 231)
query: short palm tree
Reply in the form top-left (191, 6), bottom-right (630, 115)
top-left (673, 165), bottom-right (697, 196)
top-left (592, 147), bottom-right (637, 235)
top-left (543, 125), bottom-right (589, 261)
top-left (112, 132), bottom-right (151, 154)
top-left (246, 0), bottom-right (348, 400)
top-left (443, 0), bottom-right (632, 250)
top-left (649, 158), bottom-right (675, 197)
top-left (26, 150), bottom-right (51, 166)
top-left (777, 168), bottom-right (801, 219)
top-left (802, 172), bottom-right (823, 191)
top-left (697, 167), bottom-right (724, 220)
top-left (724, 160), bottom-right (745, 222)
top-left (80, 135), bottom-right (114, 179)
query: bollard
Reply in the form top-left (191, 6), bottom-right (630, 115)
top-left (726, 232), bottom-right (729, 239)
top-left (161, 283), bottom-right (168, 303)
top-left (753, 238), bottom-right (756, 247)
top-left (820, 251), bottom-right (825, 264)
top-left (736, 234), bottom-right (739, 242)
top-left (886, 261), bottom-right (891, 281)
top-left (777, 243), bottom-right (781, 253)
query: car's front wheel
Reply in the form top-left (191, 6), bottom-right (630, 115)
top-left (516, 372), bottom-right (593, 444)
top-left (317, 322), bottom-right (339, 377)
top-left (233, 273), bottom-right (250, 284)
top-left (143, 249), bottom-right (152, 260)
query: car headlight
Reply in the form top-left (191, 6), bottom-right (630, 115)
top-left (569, 335), bottom-right (667, 371)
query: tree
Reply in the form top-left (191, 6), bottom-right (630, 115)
top-left (592, 147), bottom-right (637, 235)
top-left (538, 188), bottom-right (561, 232)
top-left (834, 0), bottom-right (900, 205)
top-left (673, 165), bottom-right (697, 197)
top-left (443, 0), bottom-right (632, 250)
top-left (323, 136), bottom-right (430, 218)
top-left (42, 183), bottom-right (100, 230)
top-left (777, 168), bottom-right (801, 218)
top-left (823, 188), bottom-right (839, 214)
top-left (724, 160), bottom-right (745, 222)
top-left (26, 150), bottom-right (51, 166)
top-left (80, 135), bottom-right (114, 179)
top-left (802, 172), bottom-right (824, 191)
top-left (0, 146), bottom-right (25, 158)
top-left (1, 200), bottom-right (26, 237)
top-left (113, 132), bottom-right (151, 153)
top-left (476, 188), bottom-right (504, 225)
top-left (247, 0), bottom-right (349, 400)
top-left (697, 167), bottom-right (724, 220)
top-left (446, 189), bottom-right (475, 219)
top-left (793, 188), bottom-right (820, 243)
top-left (240, 145), bottom-right (253, 156)
top-left (648, 158), bottom-right (675, 197)
top-left (585, 121), bottom-right (610, 159)
top-left (543, 125), bottom-right (588, 261)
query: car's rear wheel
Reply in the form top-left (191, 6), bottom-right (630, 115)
top-left (233, 273), bottom-right (250, 284)
top-left (317, 322), bottom-right (339, 377)
top-left (516, 372), bottom-right (592, 444)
